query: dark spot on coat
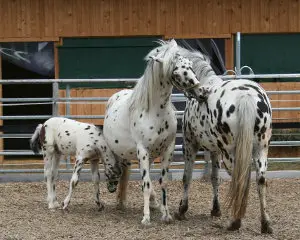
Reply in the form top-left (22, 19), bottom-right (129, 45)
top-left (226, 104), bottom-right (235, 117)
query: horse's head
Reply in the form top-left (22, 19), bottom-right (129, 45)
top-left (104, 155), bottom-right (123, 193)
top-left (105, 168), bottom-right (121, 193)
top-left (170, 55), bottom-right (200, 91)
top-left (170, 54), bottom-right (212, 103)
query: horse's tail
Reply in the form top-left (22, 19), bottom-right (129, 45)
top-left (226, 94), bottom-right (256, 219)
top-left (30, 124), bottom-right (44, 154)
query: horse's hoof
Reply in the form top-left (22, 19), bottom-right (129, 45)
top-left (116, 203), bottom-right (126, 211)
top-left (211, 209), bottom-right (222, 217)
top-left (97, 202), bottom-right (105, 211)
top-left (61, 201), bottom-right (69, 211)
top-left (48, 201), bottom-right (60, 210)
top-left (227, 219), bottom-right (241, 231)
top-left (161, 215), bottom-right (173, 224)
top-left (174, 212), bottom-right (187, 221)
top-left (150, 202), bottom-right (160, 210)
top-left (141, 216), bottom-right (151, 225)
top-left (261, 220), bottom-right (273, 234)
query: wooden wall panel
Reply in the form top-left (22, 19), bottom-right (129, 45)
top-left (269, 0), bottom-right (280, 32)
top-left (260, 82), bottom-right (300, 123)
top-left (59, 89), bottom-right (124, 125)
top-left (2, 0), bottom-right (300, 41)
top-left (57, 83), bottom-right (299, 126)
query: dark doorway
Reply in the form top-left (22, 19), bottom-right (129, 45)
top-left (1, 42), bottom-right (54, 159)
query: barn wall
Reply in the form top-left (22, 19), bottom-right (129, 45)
top-left (56, 82), bottom-right (300, 126)
top-left (1, 0), bottom-right (300, 42)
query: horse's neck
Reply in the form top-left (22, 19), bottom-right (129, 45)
top-left (200, 75), bottom-right (223, 87)
top-left (199, 70), bottom-right (223, 87)
top-left (130, 77), bottom-right (173, 113)
top-left (149, 79), bottom-right (173, 110)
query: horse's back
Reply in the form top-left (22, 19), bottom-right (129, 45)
top-left (43, 117), bottom-right (102, 156)
top-left (184, 79), bottom-right (272, 153)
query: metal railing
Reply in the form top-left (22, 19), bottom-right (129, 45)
top-left (0, 75), bottom-right (299, 174)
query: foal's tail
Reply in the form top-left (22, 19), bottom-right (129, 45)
top-left (30, 124), bottom-right (43, 154)
top-left (226, 94), bottom-right (256, 219)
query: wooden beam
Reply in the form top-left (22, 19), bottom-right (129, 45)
top-left (225, 36), bottom-right (235, 71)
top-left (164, 33), bottom-right (232, 40)
top-left (0, 37), bottom-right (60, 43)
top-left (54, 40), bottom-right (61, 115)
top-left (54, 40), bottom-right (61, 79)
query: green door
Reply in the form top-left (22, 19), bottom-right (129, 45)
top-left (236, 33), bottom-right (300, 82)
top-left (58, 37), bottom-right (161, 88)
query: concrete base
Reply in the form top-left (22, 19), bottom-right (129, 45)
top-left (1, 170), bottom-right (300, 183)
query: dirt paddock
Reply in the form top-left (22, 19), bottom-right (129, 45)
top-left (0, 178), bottom-right (299, 240)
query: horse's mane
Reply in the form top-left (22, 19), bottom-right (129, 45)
top-left (177, 46), bottom-right (218, 82)
top-left (129, 40), bottom-right (179, 113)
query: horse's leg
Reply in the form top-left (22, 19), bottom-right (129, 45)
top-left (116, 161), bottom-right (130, 211)
top-left (62, 155), bottom-right (85, 210)
top-left (90, 160), bottom-right (104, 211)
top-left (148, 159), bottom-right (159, 210)
top-left (210, 152), bottom-right (222, 217)
top-left (175, 140), bottom-right (197, 220)
top-left (150, 187), bottom-right (160, 210)
top-left (44, 152), bottom-right (60, 209)
top-left (202, 151), bottom-right (212, 181)
top-left (255, 147), bottom-right (273, 234)
top-left (159, 140), bottom-right (175, 223)
top-left (137, 143), bottom-right (152, 225)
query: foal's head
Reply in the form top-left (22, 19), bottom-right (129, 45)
top-left (104, 155), bottom-right (123, 193)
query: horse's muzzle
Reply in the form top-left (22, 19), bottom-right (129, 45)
top-left (107, 180), bottom-right (118, 193)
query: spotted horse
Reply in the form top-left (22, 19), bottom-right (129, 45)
top-left (172, 46), bottom-right (273, 234)
top-left (103, 39), bottom-right (207, 225)
top-left (30, 117), bottom-right (123, 210)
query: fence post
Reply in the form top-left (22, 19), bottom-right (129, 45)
top-left (65, 84), bottom-right (71, 169)
top-left (235, 32), bottom-right (241, 76)
top-left (52, 81), bottom-right (59, 116)
top-left (0, 53), bottom-right (3, 165)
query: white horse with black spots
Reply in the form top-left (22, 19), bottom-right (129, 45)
top-left (30, 117), bottom-right (123, 210)
top-left (171, 46), bottom-right (273, 233)
top-left (103, 40), bottom-right (204, 225)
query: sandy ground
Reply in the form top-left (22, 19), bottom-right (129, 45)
top-left (0, 178), bottom-right (300, 240)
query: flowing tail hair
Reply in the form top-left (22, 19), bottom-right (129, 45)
top-left (226, 94), bottom-right (256, 219)
top-left (30, 124), bottom-right (44, 154)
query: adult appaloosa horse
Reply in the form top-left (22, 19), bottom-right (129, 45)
top-left (103, 40), bottom-right (204, 225)
top-left (173, 46), bottom-right (273, 234)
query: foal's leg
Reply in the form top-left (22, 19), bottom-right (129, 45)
top-left (117, 161), bottom-right (130, 210)
top-left (175, 140), bottom-right (197, 220)
top-left (137, 143), bottom-right (153, 225)
top-left (159, 139), bottom-right (175, 223)
top-left (62, 155), bottom-right (85, 210)
top-left (44, 152), bottom-right (60, 209)
top-left (210, 152), bottom-right (222, 217)
top-left (254, 146), bottom-right (273, 234)
top-left (90, 160), bottom-right (104, 211)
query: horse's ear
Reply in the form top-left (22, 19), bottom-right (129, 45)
top-left (170, 39), bottom-right (177, 46)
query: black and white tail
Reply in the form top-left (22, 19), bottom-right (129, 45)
top-left (30, 124), bottom-right (43, 154)
top-left (226, 94), bottom-right (256, 219)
